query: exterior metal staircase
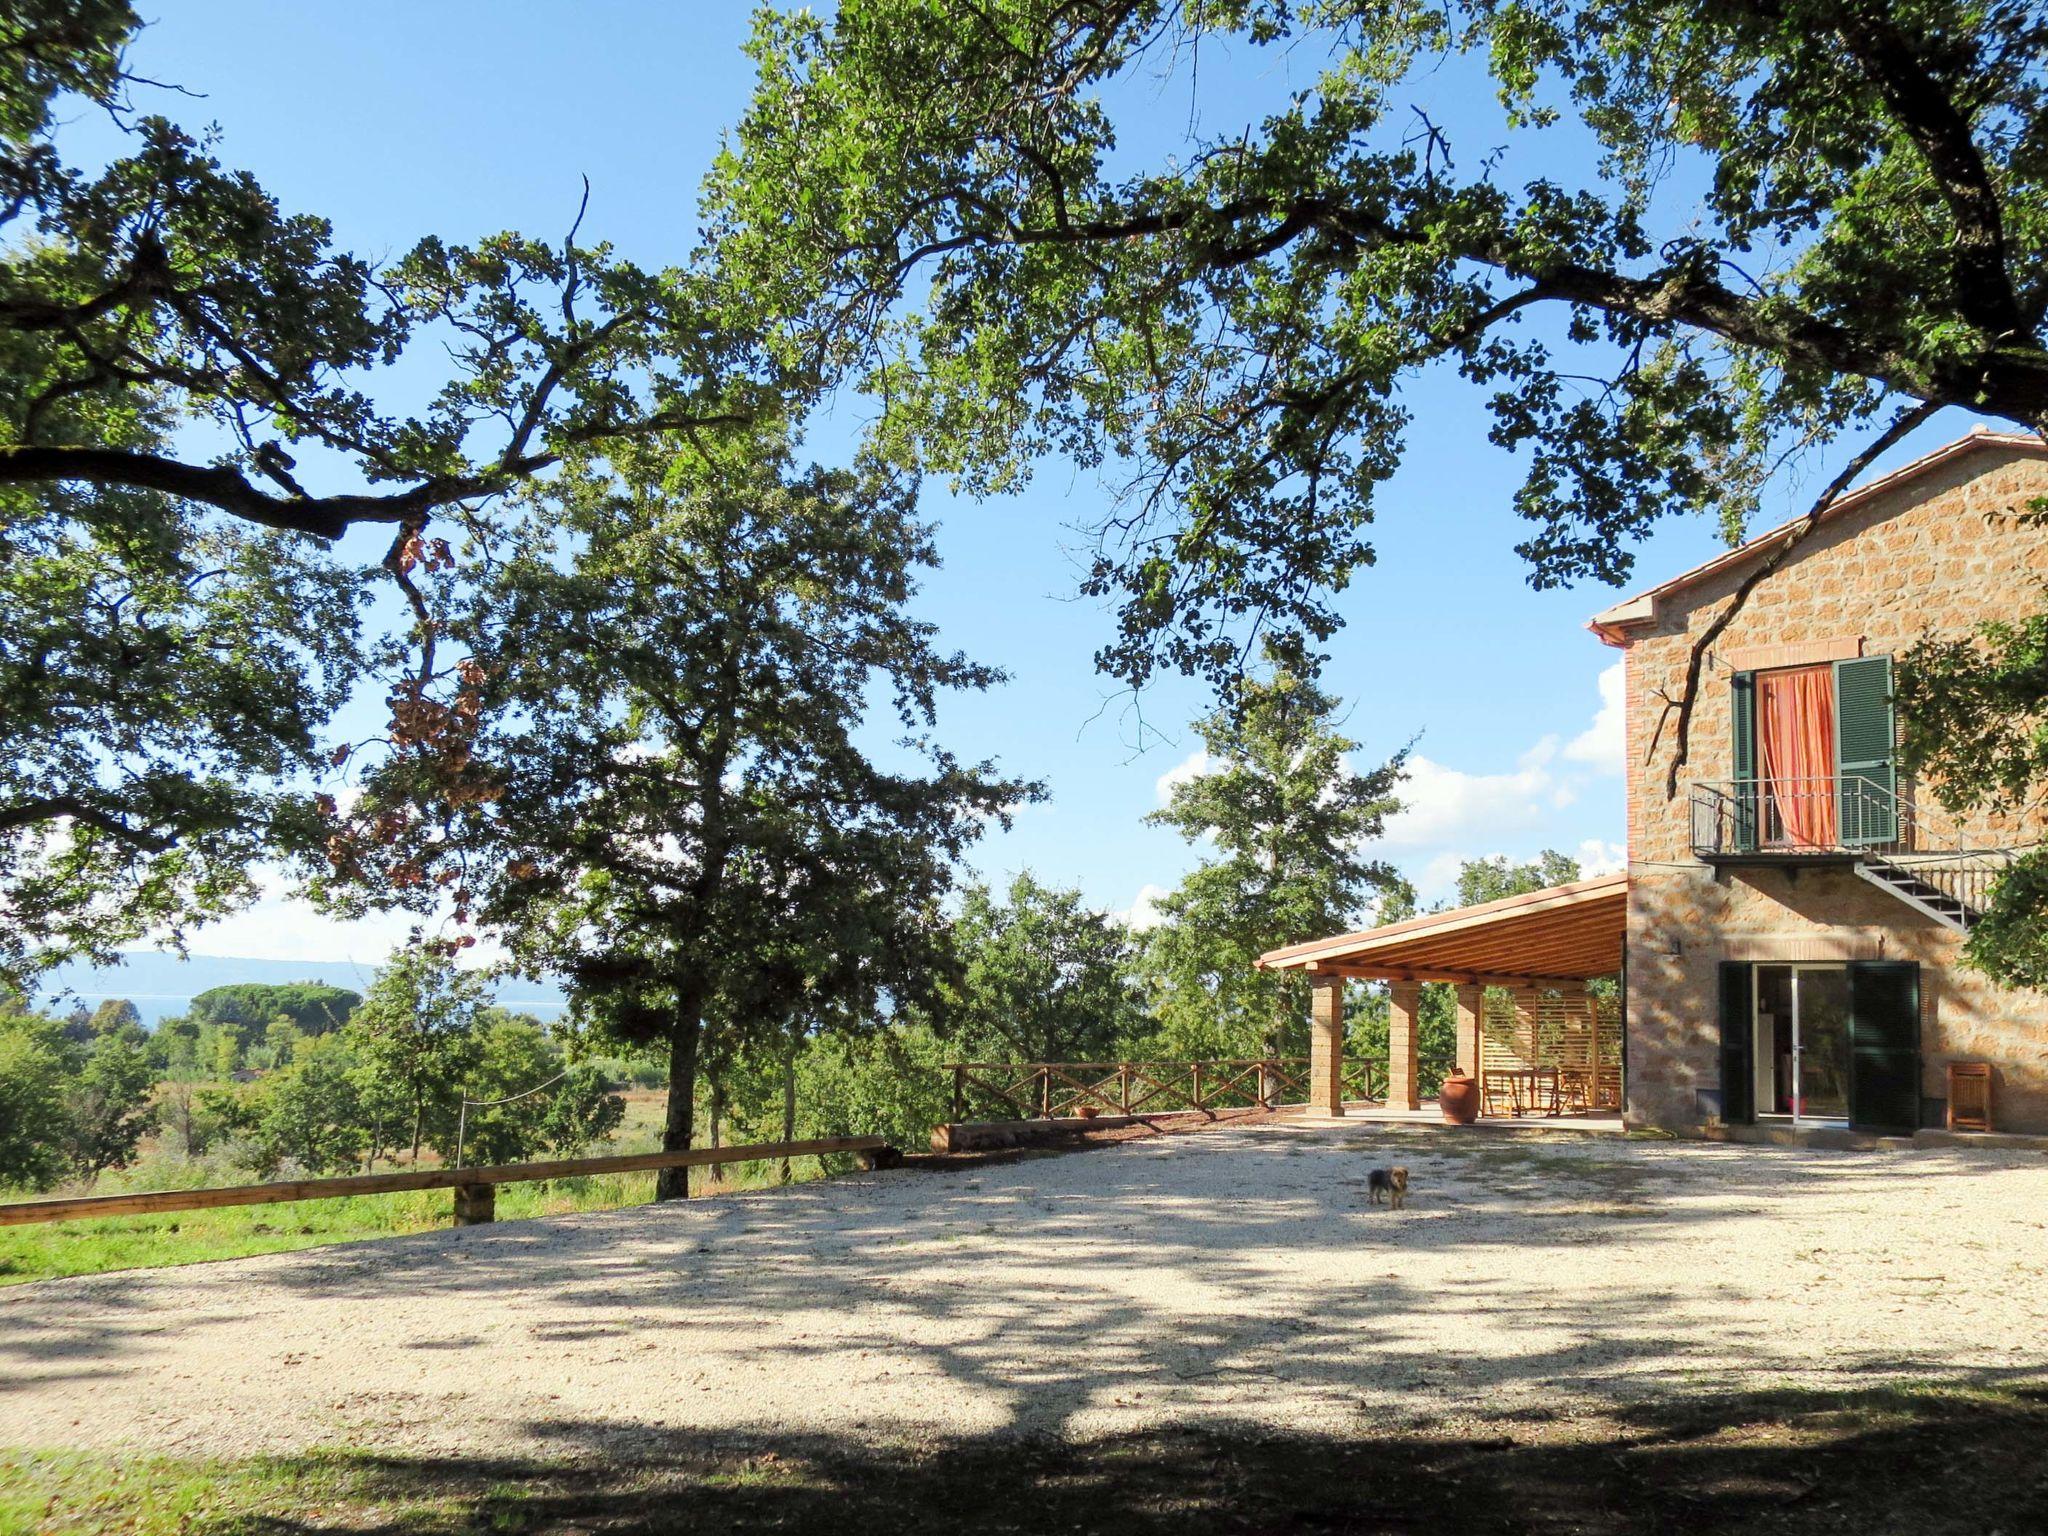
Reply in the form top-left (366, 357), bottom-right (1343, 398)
top-left (1852, 856), bottom-right (2002, 933)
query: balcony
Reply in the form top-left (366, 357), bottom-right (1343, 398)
top-left (1690, 775), bottom-right (1908, 861)
top-left (1689, 776), bottom-right (2013, 931)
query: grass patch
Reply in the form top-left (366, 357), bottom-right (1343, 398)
top-left (0, 1159), bottom-right (830, 1288)
top-left (4, 1382), bottom-right (2043, 1534)
top-left (0, 1449), bottom-right (409, 1536)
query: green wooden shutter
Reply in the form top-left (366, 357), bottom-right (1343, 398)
top-left (1717, 961), bottom-right (1755, 1125)
top-left (1729, 671), bottom-right (1758, 852)
top-left (1848, 961), bottom-right (1920, 1133)
top-left (1835, 655), bottom-right (1897, 846)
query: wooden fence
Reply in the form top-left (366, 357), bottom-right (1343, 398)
top-left (0, 1135), bottom-right (890, 1229)
top-left (941, 1055), bottom-right (1455, 1122)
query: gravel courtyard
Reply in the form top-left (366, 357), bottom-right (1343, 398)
top-left (4, 1122), bottom-right (2046, 1462)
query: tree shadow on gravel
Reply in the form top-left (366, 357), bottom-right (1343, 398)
top-left (26, 1381), bottom-right (2045, 1536)
top-left (9, 1127), bottom-right (2043, 1459)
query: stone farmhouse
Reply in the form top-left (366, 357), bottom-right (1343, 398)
top-left (1260, 428), bottom-right (2048, 1140)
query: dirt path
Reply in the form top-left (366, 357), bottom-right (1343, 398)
top-left (3, 1123), bottom-right (2045, 1461)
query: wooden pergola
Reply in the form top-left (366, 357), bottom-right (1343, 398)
top-left (1255, 873), bottom-right (1627, 1115)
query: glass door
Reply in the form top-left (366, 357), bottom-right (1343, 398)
top-left (1791, 968), bottom-right (1851, 1121)
top-left (1752, 965), bottom-right (1852, 1125)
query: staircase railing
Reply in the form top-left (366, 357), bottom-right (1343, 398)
top-left (1690, 776), bottom-right (2017, 924)
top-left (1872, 852), bottom-right (2013, 925)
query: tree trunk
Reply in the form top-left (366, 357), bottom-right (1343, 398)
top-left (1269, 980), bottom-right (1293, 1053)
top-left (654, 1006), bottom-right (701, 1202)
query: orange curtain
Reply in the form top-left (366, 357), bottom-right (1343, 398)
top-left (1758, 666), bottom-right (1836, 848)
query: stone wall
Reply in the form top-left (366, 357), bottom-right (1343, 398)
top-left (1615, 441), bottom-right (2048, 1134)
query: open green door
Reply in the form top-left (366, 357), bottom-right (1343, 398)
top-left (1848, 961), bottom-right (1920, 1133)
top-left (1718, 961), bottom-right (1754, 1125)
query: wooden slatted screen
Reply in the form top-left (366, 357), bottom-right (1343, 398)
top-left (1478, 985), bottom-right (1622, 1110)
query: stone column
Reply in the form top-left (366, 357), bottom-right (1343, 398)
top-left (1455, 983), bottom-right (1484, 1081)
top-left (1388, 980), bottom-right (1422, 1111)
top-left (1308, 973), bottom-right (1345, 1116)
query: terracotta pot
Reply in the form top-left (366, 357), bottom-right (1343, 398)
top-left (1438, 1071), bottom-right (1481, 1125)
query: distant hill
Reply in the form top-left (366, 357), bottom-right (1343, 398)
top-left (38, 952), bottom-right (567, 1026)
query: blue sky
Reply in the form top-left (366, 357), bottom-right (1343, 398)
top-left (66, 4), bottom-right (1979, 967)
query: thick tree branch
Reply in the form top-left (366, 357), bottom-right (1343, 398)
top-left (0, 237), bottom-right (172, 331)
top-left (1826, 7), bottom-right (2024, 339)
top-left (0, 403), bottom-right (751, 540)
top-left (0, 444), bottom-right (512, 538)
top-left (1655, 398), bottom-right (1942, 798)
top-left (0, 794), bottom-right (180, 853)
top-left (870, 190), bottom-right (2048, 428)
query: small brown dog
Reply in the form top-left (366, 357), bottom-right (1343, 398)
top-left (1366, 1165), bottom-right (1409, 1210)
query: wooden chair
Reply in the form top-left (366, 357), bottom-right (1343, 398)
top-left (1480, 1070), bottom-right (1520, 1117)
top-left (1947, 1062), bottom-right (1993, 1132)
top-left (1557, 1067), bottom-right (1593, 1115)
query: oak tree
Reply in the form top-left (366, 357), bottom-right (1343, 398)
top-left (327, 436), bottom-right (1030, 1198)
top-left (709, 0), bottom-right (2048, 740)
top-left (937, 873), bottom-right (1152, 1064)
top-left (0, 4), bottom-right (755, 977)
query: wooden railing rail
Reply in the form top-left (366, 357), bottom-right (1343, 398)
top-left (0, 1135), bottom-right (890, 1229)
top-left (942, 1055), bottom-right (1471, 1121)
top-left (1343, 1057), bottom-right (1390, 1104)
top-left (942, 1057), bottom-right (1413, 1120)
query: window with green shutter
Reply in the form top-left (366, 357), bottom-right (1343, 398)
top-left (1834, 655), bottom-right (1897, 845)
top-left (1729, 671), bottom-right (1757, 852)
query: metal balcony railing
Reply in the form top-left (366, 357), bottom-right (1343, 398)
top-left (1689, 776), bottom-right (2016, 930)
top-left (1691, 775), bottom-right (1951, 858)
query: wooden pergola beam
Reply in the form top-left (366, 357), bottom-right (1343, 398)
top-left (1258, 873), bottom-right (1626, 971)
top-left (1274, 917), bottom-right (1622, 976)
top-left (1307, 962), bottom-right (1603, 988)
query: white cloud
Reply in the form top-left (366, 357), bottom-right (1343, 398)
top-left (1381, 739), bottom-right (1563, 850)
top-left (1563, 661), bottom-right (1625, 773)
top-left (1572, 838), bottom-right (1628, 877)
top-left (1409, 850), bottom-right (1472, 900)
top-left (1379, 665), bottom-right (1628, 904)
top-left (1154, 748), bottom-right (1210, 805)
top-left (1117, 882), bottom-right (1172, 932)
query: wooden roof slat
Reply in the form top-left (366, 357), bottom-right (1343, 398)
top-left (1257, 873), bottom-right (1625, 982)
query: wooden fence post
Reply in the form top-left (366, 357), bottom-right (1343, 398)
top-left (1040, 1066), bottom-right (1052, 1119)
top-left (1119, 1063), bottom-right (1131, 1114)
top-left (452, 1183), bottom-right (495, 1226)
top-left (951, 1064), bottom-right (965, 1123)
top-left (1192, 1060), bottom-right (1205, 1111)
